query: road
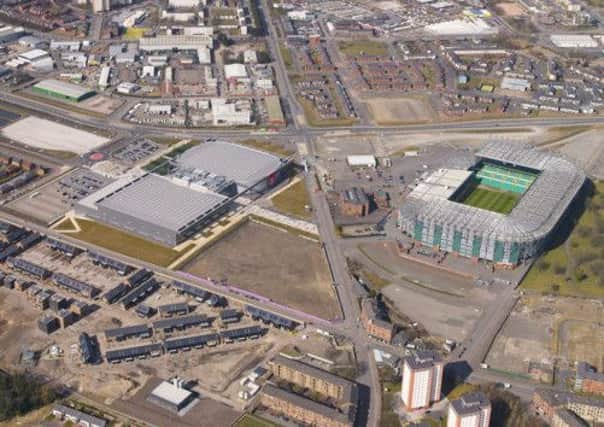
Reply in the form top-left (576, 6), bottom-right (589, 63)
top-left (0, 6), bottom-right (591, 424)
top-left (307, 172), bottom-right (381, 427)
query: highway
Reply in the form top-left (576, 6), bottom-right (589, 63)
top-left (2, 91), bottom-right (604, 144)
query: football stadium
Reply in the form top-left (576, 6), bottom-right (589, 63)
top-left (398, 142), bottom-right (585, 266)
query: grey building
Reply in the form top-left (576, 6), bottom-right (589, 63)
top-left (76, 173), bottom-right (230, 246)
top-left (175, 141), bottom-right (289, 193)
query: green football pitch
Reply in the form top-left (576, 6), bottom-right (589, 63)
top-left (462, 186), bottom-right (519, 214)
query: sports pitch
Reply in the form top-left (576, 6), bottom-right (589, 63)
top-left (461, 186), bottom-right (519, 214)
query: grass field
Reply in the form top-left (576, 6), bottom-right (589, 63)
top-left (63, 218), bottom-right (184, 267)
top-left (270, 179), bottom-right (311, 219)
top-left (461, 186), bottom-right (519, 214)
top-left (279, 43), bottom-right (293, 70)
top-left (233, 414), bottom-right (277, 427)
top-left (236, 138), bottom-right (294, 156)
top-left (521, 181), bottom-right (604, 299)
top-left (338, 40), bottom-right (388, 57)
top-left (122, 27), bottom-right (148, 40)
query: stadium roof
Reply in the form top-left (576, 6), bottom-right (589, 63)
top-left (175, 141), bottom-right (284, 189)
top-left (399, 141), bottom-right (585, 243)
top-left (411, 169), bottom-right (472, 200)
top-left (87, 174), bottom-right (228, 233)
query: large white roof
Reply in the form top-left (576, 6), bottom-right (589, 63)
top-left (224, 63), bottom-right (247, 79)
top-left (34, 78), bottom-right (93, 99)
top-left (92, 174), bottom-right (228, 232)
top-left (176, 141), bottom-right (283, 188)
top-left (150, 381), bottom-right (193, 405)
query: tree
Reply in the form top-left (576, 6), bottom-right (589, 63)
top-left (216, 33), bottom-right (234, 47)
top-left (0, 371), bottom-right (58, 421)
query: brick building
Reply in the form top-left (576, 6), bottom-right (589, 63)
top-left (360, 298), bottom-right (394, 343)
top-left (447, 392), bottom-right (491, 427)
top-left (575, 362), bottom-right (604, 396)
top-left (533, 388), bottom-right (604, 425)
top-left (401, 351), bottom-right (444, 410)
top-left (268, 356), bottom-right (357, 405)
top-left (260, 384), bottom-right (353, 427)
top-left (339, 187), bottom-right (369, 217)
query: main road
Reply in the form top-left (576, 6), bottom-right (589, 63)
top-left (0, 12), bottom-right (590, 424)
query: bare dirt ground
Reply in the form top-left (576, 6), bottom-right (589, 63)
top-left (111, 377), bottom-right (241, 427)
top-left (486, 295), bottom-right (604, 374)
top-left (0, 289), bottom-right (45, 367)
top-left (181, 220), bottom-right (341, 320)
top-left (557, 129), bottom-right (604, 179)
top-left (80, 95), bottom-right (124, 115)
top-left (365, 97), bottom-right (436, 125)
top-left (496, 2), bottom-right (526, 16)
top-left (346, 241), bottom-right (494, 341)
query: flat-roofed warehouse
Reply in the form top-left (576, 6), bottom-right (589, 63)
top-left (175, 141), bottom-right (289, 193)
top-left (139, 35), bottom-right (212, 52)
top-left (32, 79), bottom-right (96, 102)
top-left (76, 173), bottom-right (230, 246)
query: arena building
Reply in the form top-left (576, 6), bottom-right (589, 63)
top-left (398, 142), bottom-right (585, 266)
top-left (174, 140), bottom-right (289, 193)
top-left (76, 173), bottom-right (231, 246)
top-left (75, 141), bottom-right (291, 246)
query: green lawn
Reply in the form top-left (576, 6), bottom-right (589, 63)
top-left (65, 218), bottom-right (185, 267)
top-left (521, 181), bottom-right (604, 299)
top-left (338, 40), bottom-right (388, 57)
top-left (447, 383), bottom-right (479, 400)
top-left (233, 414), bottom-right (278, 427)
top-left (271, 180), bottom-right (311, 219)
top-left (462, 187), bottom-right (519, 214)
top-left (279, 43), bottom-right (293, 70)
top-left (122, 27), bottom-right (148, 41)
top-left (237, 139), bottom-right (294, 157)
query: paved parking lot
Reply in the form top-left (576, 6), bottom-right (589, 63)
top-left (7, 169), bottom-right (111, 225)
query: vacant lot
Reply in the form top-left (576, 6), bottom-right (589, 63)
top-left (59, 217), bottom-right (185, 267)
top-left (80, 95), bottom-right (123, 115)
top-left (486, 295), bottom-right (604, 374)
top-left (522, 181), bottom-right (604, 298)
top-left (338, 40), bottom-right (388, 57)
top-left (270, 179), bottom-right (311, 219)
top-left (496, 2), bottom-right (525, 16)
top-left (366, 97), bottom-right (435, 125)
top-left (182, 220), bottom-right (340, 320)
top-left (462, 187), bottom-right (519, 214)
top-left (122, 27), bottom-right (148, 40)
top-left (234, 414), bottom-right (278, 427)
top-left (236, 139), bottom-right (294, 156)
top-left (112, 377), bottom-right (241, 427)
top-left (2, 117), bottom-right (109, 155)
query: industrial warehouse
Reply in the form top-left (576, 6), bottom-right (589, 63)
top-left (75, 141), bottom-right (289, 246)
top-left (398, 142), bottom-right (585, 266)
top-left (32, 79), bottom-right (96, 102)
